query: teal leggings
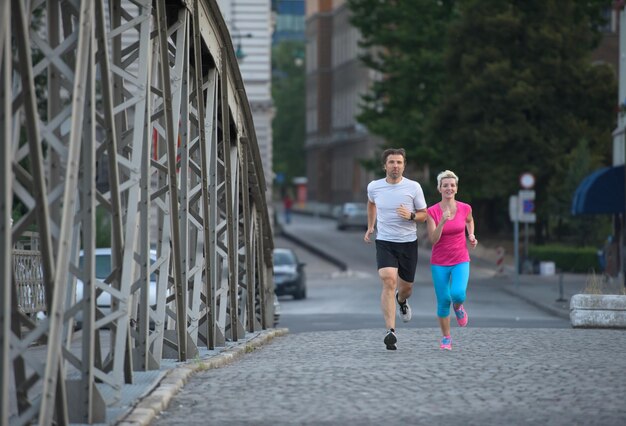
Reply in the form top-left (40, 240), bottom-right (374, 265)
top-left (430, 262), bottom-right (470, 318)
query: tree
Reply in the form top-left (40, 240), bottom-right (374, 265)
top-left (547, 138), bottom-right (612, 246)
top-left (428, 0), bottom-right (616, 238)
top-left (347, 0), bottom-right (457, 166)
top-left (272, 40), bottom-right (306, 191)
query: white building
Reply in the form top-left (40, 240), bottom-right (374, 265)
top-left (217, 0), bottom-right (275, 202)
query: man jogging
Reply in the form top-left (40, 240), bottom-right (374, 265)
top-left (364, 148), bottom-right (427, 350)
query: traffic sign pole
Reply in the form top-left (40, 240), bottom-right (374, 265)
top-left (514, 217), bottom-right (519, 288)
top-left (511, 173), bottom-right (536, 287)
top-left (509, 195), bottom-right (520, 288)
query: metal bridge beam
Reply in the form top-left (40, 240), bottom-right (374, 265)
top-left (1, 0), bottom-right (275, 423)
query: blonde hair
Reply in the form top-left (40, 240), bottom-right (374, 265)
top-left (436, 170), bottom-right (459, 188)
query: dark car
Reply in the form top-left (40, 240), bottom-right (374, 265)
top-left (336, 202), bottom-right (368, 230)
top-left (273, 248), bottom-right (306, 299)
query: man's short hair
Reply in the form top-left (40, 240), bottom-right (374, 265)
top-left (381, 148), bottom-right (406, 165)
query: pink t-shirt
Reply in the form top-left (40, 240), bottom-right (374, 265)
top-left (428, 201), bottom-right (472, 266)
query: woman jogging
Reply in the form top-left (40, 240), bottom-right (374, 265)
top-left (426, 170), bottom-right (477, 350)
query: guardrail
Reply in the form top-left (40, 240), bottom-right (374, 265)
top-left (13, 249), bottom-right (45, 315)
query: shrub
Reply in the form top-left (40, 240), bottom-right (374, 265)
top-left (96, 206), bottom-right (111, 248)
top-left (528, 244), bottom-right (600, 273)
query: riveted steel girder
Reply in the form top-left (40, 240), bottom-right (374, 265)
top-left (1, 0), bottom-right (274, 424)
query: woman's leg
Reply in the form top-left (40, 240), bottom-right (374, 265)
top-left (431, 265), bottom-right (452, 337)
top-left (437, 316), bottom-right (451, 339)
top-left (450, 262), bottom-right (470, 326)
top-left (450, 262), bottom-right (470, 308)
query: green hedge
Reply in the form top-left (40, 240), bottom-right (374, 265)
top-left (528, 244), bottom-right (600, 273)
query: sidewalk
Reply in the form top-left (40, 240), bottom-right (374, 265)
top-left (491, 269), bottom-right (588, 320)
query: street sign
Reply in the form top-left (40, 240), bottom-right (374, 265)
top-left (520, 172), bottom-right (535, 189)
top-left (275, 172), bottom-right (285, 184)
top-left (518, 190), bottom-right (536, 223)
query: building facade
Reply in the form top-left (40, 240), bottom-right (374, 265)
top-left (218, 0), bottom-right (275, 201)
top-left (304, 0), bottom-right (381, 205)
top-left (273, 0), bottom-right (306, 43)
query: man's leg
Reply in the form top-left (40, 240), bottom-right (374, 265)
top-left (379, 267), bottom-right (398, 330)
top-left (396, 240), bottom-right (417, 304)
top-left (396, 278), bottom-right (413, 303)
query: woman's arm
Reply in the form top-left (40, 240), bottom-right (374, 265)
top-left (427, 210), bottom-right (449, 245)
top-left (466, 212), bottom-right (478, 248)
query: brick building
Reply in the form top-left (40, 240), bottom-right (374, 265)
top-left (304, 0), bottom-right (381, 205)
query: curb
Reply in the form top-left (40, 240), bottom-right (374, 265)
top-left (116, 328), bottom-right (289, 425)
top-left (280, 229), bottom-right (348, 272)
top-left (570, 294), bottom-right (626, 328)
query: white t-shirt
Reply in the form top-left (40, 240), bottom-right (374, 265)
top-left (367, 176), bottom-right (427, 243)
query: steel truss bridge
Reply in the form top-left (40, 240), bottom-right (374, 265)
top-left (1, 0), bottom-right (275, 424)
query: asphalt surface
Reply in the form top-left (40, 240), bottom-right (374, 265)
top-left (277, 209), bottom-right (598, 323)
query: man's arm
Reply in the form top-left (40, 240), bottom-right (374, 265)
top-left (413, 208), bottom-right (427, 223)
top-left (364, 200), bottom-right (377, 243)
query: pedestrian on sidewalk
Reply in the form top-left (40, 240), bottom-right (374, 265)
top-left (426, 170), bottom-right (478, 351)
top-left (283, 194), bottom-right (293, 224)
top-left (364, 148), bottom-right (427, 350)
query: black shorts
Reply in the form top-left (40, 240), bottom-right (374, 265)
top-left (375, 239), bottom-right (418, 283)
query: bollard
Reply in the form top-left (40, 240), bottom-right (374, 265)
top-left (495, 246), bottom-right (505, 275)
top-left (556, 272), bottom-right (566, 302)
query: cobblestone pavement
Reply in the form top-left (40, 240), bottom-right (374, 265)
top-left (151, 327), bottom-right (626, 426)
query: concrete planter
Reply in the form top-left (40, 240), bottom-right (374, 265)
top-left (570, 294), bottom-right (626, 329)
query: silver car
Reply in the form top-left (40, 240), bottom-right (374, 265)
top-left (74, 248), bottom-right (158, 327)
top-left (336, 202), bottom-right (368, 231)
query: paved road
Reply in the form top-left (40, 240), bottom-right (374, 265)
top-left (145, 214), bottom-right (626, 426)
top-left (274, 214), bottom-right (570, 333)
top-left (152, 327), bottom-right (626, 425)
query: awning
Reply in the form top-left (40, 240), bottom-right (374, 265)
top-left (571, 165), bottom-right (624, 215)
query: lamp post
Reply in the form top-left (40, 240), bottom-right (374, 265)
top-left (618, 4), bottom-right (626, 287)
top-left (231, 32), bottom-right (253, 61)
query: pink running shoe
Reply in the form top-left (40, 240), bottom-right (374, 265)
top-left (440, 335), bottom-right (452, 350)
top-left (454, 304), bottom-right (468, 327)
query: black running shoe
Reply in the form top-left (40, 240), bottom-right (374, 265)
top-left (384, 329), bottom-right (397, 350)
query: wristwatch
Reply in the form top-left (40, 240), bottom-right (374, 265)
top-left (409, 212), bottom-right (415, 221)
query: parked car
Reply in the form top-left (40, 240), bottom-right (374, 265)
top-left (336, 202), bottom-right (368, 230)
top-left (74, 248), bottom-right (158, 326)
top-left (273, 248), bottom-right (306, 300)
